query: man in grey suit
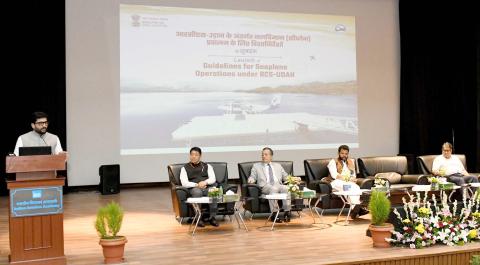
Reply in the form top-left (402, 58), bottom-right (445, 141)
top-left (247, 147), bottom-right (301, 222)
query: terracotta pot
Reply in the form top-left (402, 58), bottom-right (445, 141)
top-left (99, 236), bottom-right (127, 264)
top-left (369, 223), bottom-right (393, 248)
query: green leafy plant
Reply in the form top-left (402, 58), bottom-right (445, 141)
top-left (368, 190), bottom-right (391, 226)
top-left (95, 201), bottom-right (124, 239)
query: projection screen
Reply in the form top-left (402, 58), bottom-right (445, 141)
top-left (120, 5), bottom-right (358, 155)
top-left (66, 0), bottom-right (400, 185)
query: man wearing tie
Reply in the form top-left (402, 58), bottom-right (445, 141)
top-left (248, 147), bottom-right (300, 222)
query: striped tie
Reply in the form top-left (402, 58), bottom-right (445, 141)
top-left (268, 164), bottom-right (275, 185)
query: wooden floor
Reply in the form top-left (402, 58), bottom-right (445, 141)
top-left (1, 187), bottom-right (479, 265)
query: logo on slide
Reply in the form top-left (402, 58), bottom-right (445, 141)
top-left (131, 14), bottom-right (141, 27)
top-left (335, 24), bottom-right (346, 32)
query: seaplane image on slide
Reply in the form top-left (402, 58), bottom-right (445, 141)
top-left (171, 95), bottom-right (357, 142)
top-left (217, 95), bottom-right (281, 114)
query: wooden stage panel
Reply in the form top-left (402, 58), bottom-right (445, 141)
top-left (334, 249), bottom-right (480, 265)
top-left (0, 187), bottom-right (479, 265)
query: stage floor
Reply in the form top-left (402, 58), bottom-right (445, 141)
top-left (1, 187), bottom-right (479, 265)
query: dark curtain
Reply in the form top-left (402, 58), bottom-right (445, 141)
top-left (399, 1), bottom-right (480, 172)
top-left (1, 1), bottom-right (66, 195)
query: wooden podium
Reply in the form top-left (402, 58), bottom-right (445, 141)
top-left (6, 153), bottom-right (67, 265)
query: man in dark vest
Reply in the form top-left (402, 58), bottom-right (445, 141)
top-left (326, 145), bottom-right (368, 219)
top-left (180, 147), bottom-right (219, 227)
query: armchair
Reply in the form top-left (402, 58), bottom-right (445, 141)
top-left (417, 154), bottom-right (480, 180)
top-left (168, 162), bottom-right (237, 223)
top-left (358, 156), bottom-right (428, 188)
top-left (238, 161), bottom-right (303, 217)
top-left (304, 158), bottom-right (372, 209)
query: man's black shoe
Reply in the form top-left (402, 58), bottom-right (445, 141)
top-left (209, 217), bottom-right (219, 227)
top-left (284, 211), bottom-right (291, 222)
top-left (269, 212), bottom-right (283, 223)
top-left (350, 205), bottom-right (361, 219)
top-left (196, 219), bottom-right (205, 227)
top-left (359, 207), bottom-right (370, 216)
top-left (270, 217), bottom-right (283, 223)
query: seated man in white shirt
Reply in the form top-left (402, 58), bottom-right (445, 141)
top-left (432, 142), bottom-right (478, 199)
top-left (247, 147), bottom-right (301, 223)
top-left (327, 145), bottom-right (368, 219)
top-left (179, 147), bottom-right (219, 227)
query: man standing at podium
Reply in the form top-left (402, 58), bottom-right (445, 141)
top-left (13, 111), bottom-right (63, 156)
top-left (7, 111), bottom-right (67, 265)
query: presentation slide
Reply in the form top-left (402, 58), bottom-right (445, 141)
top-left (120, 5), bottom-right (358, 155)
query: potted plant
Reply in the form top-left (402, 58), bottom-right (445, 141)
top-left (95, 201), bottom-right (127, 264)
top-left (368, 190), bottom-right (393, 248)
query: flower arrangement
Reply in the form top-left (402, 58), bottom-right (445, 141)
top-left (207, 187), bottom-right (220, 198)
top-left (372, 175), bottom-right (388, 192)
top-left (374, 176), bottom-right (387, 187)
top-left (428, 177), bottom-right (439, 184)
top-left (428, 176), bottom-right (440, 190)
top-left (389, 191), bottom-right (480, 248)
top-left (341, 172), bottom-right (352, 182)
top-left (285, 175), bottom-right (301, 196)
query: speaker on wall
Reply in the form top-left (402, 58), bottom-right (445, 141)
top-left (99, 164), bottom-right (120, 195)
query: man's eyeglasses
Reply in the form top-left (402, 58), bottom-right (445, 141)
top-left (35, 121), bottom-right (49, 126)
